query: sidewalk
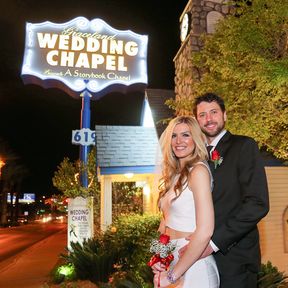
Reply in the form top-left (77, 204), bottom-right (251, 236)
top-left (0, 228), bottom-right (67, 288)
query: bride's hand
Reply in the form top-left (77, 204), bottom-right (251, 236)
top-left (152, 262), bottom-right (166, 273)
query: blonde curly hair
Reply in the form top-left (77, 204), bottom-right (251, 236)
top-left (158, 116), bottom-right (208, 206)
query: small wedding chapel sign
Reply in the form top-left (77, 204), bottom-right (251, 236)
top-left (68, 197), bottom-right (94, 249)
top-left (21, 16), bottom-right (148, 99)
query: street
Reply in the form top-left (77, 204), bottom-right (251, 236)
top-left (0, 222), bottom-right (66, 262)
top-left (0, 222), bottom-right (67, 288)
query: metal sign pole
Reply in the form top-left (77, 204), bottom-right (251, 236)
top-left (79, 90), bottom-right (92, 188)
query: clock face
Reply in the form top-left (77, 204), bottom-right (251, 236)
top-left (180, 13), bottom-right (190, 42)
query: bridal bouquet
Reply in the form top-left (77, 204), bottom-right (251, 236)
top-left (147, 234), bottom-right (176, 269)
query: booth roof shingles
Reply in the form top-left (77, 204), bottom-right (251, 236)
top-left (95, 125), bottom-right (159, 171)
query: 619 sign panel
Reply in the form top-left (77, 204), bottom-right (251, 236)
top-left (72, 128), bottom-right (95, 146)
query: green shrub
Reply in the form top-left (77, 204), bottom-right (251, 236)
top-left (103, 213), bottom-right (160, 271)
top-left (62, 238), bottom-right (117, 284)
top-left (103, 213), bottom-right (160, 286)
top-left (258, 261), bottom-right (288, 288)
top-left (58, 213), bottom-right (160, 286)
top-left (110, 267), bottom-right (154, 288)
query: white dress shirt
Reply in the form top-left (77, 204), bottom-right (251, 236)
top-left (207, 129), bottom-right (227, 156)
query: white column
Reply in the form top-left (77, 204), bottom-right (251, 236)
top-left (143, 177), bottom-right (155, 213)
top-left (100, 175), bottom-right (112, 231)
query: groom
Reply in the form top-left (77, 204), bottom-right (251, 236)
top-left (193, 93), bottom-right (269, 288)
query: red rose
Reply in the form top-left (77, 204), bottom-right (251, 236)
top-left (211, 150), bottom-right (220, 161)
top-left (159, 234), bottom-right (170, 245)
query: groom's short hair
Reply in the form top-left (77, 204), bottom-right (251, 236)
top-left (193, 93), bottom-right (226, 116)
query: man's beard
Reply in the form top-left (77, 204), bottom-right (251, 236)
top-left (202, 122), bottom-right (225, 138)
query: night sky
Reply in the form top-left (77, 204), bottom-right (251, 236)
top-left (0, 0), bottom-right (187, 196)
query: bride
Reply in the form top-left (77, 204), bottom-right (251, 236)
top-left (151, 116), bottom-right (219, 288)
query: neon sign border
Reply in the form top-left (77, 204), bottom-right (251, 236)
top-left (21, 17), bottom-right (148, 99)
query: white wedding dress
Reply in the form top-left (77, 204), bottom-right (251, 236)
top-left (160, 162), bottom-right (219, 288)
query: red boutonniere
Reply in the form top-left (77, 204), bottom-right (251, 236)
top-left (211, 149), bottom-right (223, 169)
top-left (147, 234), bottom-right (176, 269)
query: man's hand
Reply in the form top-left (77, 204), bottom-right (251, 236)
top-left (200, 244), bottom-right (214, 258)
top-left (178, 244), bottom-right (188, 258)
top-left (178, 233), bottom-right (193, 258)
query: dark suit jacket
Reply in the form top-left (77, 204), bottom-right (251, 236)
top-left (209, 131), bottom-right (269, 282)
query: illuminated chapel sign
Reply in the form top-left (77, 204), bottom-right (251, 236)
top-left (21, 17), bottom-right (148, 98)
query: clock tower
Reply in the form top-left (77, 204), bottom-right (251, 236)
top-left (174, 0), bottom-right (232, 112)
